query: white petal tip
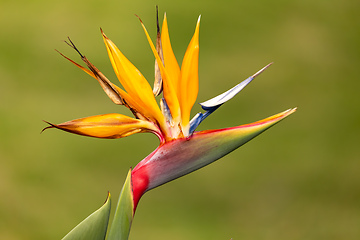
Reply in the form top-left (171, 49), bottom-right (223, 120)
top-left (252, 62), bottom-right (273, 78)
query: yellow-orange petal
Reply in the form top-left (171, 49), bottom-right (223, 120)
top-left (43, 113), bottom-right (161, 139)
top-left (138, 17), bottom-right (181, 125)
top-left (179, 16), bottom-right (201, 135)
top-left (101, 30), bottom-right (164, 123)
top-left (57, 49), bottom-right (160, 122)
top-left (161, 13), bottom-right (181, 97)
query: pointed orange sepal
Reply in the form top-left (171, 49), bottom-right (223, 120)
top-left (43, 113), bottom-right (161, 139)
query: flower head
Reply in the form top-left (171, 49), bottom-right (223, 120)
top-left (44, 12), bottom-right (296, 213)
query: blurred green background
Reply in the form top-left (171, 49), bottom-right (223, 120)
top-left (1, 0), bottom-right (359, 239)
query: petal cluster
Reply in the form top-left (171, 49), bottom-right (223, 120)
top-left (46, 13), bottom-right (204, 142)
top-left (45, 14), bottom-right (287, 144)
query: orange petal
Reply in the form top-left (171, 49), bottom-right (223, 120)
top-left (161, 13), bottom-right (181, 97)
top-left (138, 17), bottom-right (181, 125)
top-left (79, 55), bottom-right (158, 122)
top-left (43, 113), bottom-right (160, 139)
top-left (101, 30), bottom-right (164, 124)
top-left (179, 16), bottom-right (200, 134)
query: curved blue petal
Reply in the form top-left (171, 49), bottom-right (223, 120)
top-left (189, 63), bottom-right (273, 134)
top-left (200, 76), bottom-right (252, 111)
top-left (200, 63), bottom-right (273, 111)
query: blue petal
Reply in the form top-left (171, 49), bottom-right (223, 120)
top-left (200, 76), bottom-right (253, 111)
top-left (200, 63), bottom-right (273, 111)
top-left (189, 63), bottom-right (273, 134)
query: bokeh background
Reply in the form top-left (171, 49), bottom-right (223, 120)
top-left (1, 0), bottom-right (359, 239)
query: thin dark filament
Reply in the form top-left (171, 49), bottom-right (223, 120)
top-left (64, 37), bottom-right (84, 58)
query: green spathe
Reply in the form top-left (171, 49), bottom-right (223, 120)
top-left (133, 108), bottom-right (297, 192)
top-left (107, 169), bottom-right (134, 240)
top-left (61, 170), bottom-right (134, 240)
top-left (61, 193), bottom-right (111, 240)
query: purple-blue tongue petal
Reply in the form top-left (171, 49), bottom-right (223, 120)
top-left (200, 63), bottom-right (272, 110)
top-left (189, 63), bottom-right (273, 134)
top-left (200, 75), bottom-right (253, 111)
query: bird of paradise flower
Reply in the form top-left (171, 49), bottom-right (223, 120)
top-left (44, 9), bottom-right (296, 240)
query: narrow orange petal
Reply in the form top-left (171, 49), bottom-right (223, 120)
top-left (44, 113), bottom-right (161, 139)
top-left (161, 14), bottom-right (181, 97)
top-left (101, 30), bottom-right (165, 124)
top-left (138, 17), bottom-right (181, 125)
top-left (57, 49), bottom-right (155, 120)
top-left (179, 16), bottom-right (201, 134)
